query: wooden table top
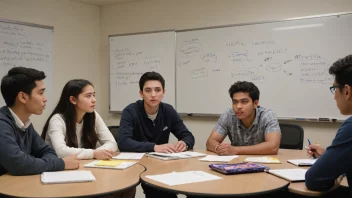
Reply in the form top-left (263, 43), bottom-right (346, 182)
top-left (0, 158), bottom-right (145, 198)
top-left (140, 149), bottom-right (290, 197)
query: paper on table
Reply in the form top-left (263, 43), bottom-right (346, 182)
top-left (113, 153), bottom-right (145, 160)
top-left (199, 155), bottom-right (238, 162)
top-left (287, 159), bottom-right (317, 166)
top-left (268, 169), bottom-right (307, 181)
top-left (145, 171), bottom-right (222, 186)
top-left (84, 160), bottom-right (136, 169)
top-left (41, 170), bottom-right (96, 184)
top-left (244, 156), bottom-right (281, 164)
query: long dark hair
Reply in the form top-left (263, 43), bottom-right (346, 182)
top-left (41, 79), bottom-right (98, 149)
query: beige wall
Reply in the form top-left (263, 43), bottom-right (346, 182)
top-left (0, 0), bottom-right (350, 148)
top-left (0, 0), bottom-right (100, 132)
top-left (100, 0), bottom-right (352, 148)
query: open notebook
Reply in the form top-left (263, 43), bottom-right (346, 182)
top-left (266, 168), bottom-right (307, 182)
top-left (84, 160), bottom-right (136, 169)
top-left (287, 159), bottom-right (317, 166)
top-left (146, 151), bottom-right (206, 160)
top-left (41, 170), bottom-right (96, 184)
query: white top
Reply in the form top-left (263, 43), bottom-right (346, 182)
top-left (45, 111), bottom-right (118, 159)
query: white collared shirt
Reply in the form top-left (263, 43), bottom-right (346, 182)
top-left (8, 107), bottom-right (31, 131)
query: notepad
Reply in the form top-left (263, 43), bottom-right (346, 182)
top-left (84, 160), bottom-right (136, 169)
top-left (145, 171), bottom-right (222, 186)
top-left (146, 151), bottom-right (206, 161)
top-left (266, 169), bottom-right (307, 182)
top-left (287, 159), bottom-right (317, 166)
top-left (244, 156), bottom-right (281, 164)
top-left (41, 170), bottom-right (96, 184)
top-left (199, 155), bottom-right (238, 162)
top-left (113, 152), bottom-right (145, 160)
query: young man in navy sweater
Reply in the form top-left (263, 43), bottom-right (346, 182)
top-left (306, 54), bottom-right (352, 196)
top-left (0, 67), bottom-right (79, 176)
top-left (118, 71), bottom-right (195, 198)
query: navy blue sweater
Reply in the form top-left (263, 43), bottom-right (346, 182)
top-left (0, 106), bottom-right (64, 176)
top-left (118, 100), bottom-right (195, 152)
top-left (305, 116), bottom-right (352, 195)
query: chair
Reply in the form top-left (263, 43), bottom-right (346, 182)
top-left (107, 126), bottom-right (119, 142)
top-left (279, 123), bottom-right (304, 150)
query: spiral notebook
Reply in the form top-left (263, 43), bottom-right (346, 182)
top-left (41, 170), bottom-right (96, 184)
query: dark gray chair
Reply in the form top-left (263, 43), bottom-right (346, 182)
top-left (107, 125), bottom-right (119, 142)
top-left (279, 123), bottom-right (304, 150)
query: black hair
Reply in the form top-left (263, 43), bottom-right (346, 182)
top-left (228, 81), bottom-right (260, 102)
top-left (41, 79), bottom-right (97, 149)
top-left (139, 71), bottom-right (165, 91)
top-left (1, 67), bottom-right (46, 107)
top-left (329, 54), bottom-right (352, 91)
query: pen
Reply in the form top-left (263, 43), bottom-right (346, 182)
top-left (307, 139), bottom-right (316, 159)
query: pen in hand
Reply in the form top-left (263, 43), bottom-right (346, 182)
top-left (307, 139), bottom-right (316, 159)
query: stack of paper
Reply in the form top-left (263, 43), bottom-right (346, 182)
top-left (113, 152), bottom-right (145, 160)
top-left (84, 160), bottom-right (136, 169)
top-left (287, 159), bottom-right (317, 166)
top-left (244, 156), bottom-right (281, 164)
top-left (199, 155), bottom-right (238, 162)
top-left (146, 151), bottom-right (206, 160)
top-left (145, 171), bottom-right (222, 186)
top-left (41, 170), bottom-right (96, 184)
top-left (267, 169), bottom-right (307, 181)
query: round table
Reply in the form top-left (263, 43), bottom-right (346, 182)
top-left (140, 149), bottom-right (290, 197)
top-left (0, 158), bottom-right (145, 198)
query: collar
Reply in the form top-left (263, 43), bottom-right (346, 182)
top-left (8, 107), bottom-right (31, 131)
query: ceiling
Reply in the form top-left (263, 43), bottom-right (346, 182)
top-left (76, 0), bottom-right (142, 6)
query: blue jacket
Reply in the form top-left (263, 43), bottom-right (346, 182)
top-left (305, 116), bottom-right (352, 195)
top-left (0, 106), bottom-right (64, 176)
top-left (118, 100), bottom-right (195, 152)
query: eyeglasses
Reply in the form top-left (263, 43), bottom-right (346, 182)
top-left (330, 85), bottom-right (341, 94)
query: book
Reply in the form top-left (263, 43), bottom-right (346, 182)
top-left (146, 151), bottom-right (206, 161)
top-left (113, 152), bottom-right (145, 160)
top-left (244, 156), bottom-right (281, 164)
top-left (84, 160), bottom-right (136, 169)
top-left (41, 170), bottom-right (96, 184)
top-left (287, 159), bottom-right (317, 166)
top-left (266, 168), bottom-right (307, 182)
top-left (209, 162), bottom-right (268, 175)
top-left (199, 155), bottom-right (238, 162)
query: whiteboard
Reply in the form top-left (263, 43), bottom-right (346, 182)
top-left (176, 14), bottom-right (352, 120)
top-left (109, 31), bottom-right (175, 111)
top-left (0, 19), bottom-right (53, 107)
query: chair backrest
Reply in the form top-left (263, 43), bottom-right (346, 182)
top-left (279, 123), bottom-right (304, 150)
top-left (107, 126), bottom-right (119, 142)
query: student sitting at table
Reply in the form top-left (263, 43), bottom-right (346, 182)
top-left (42, 79), bottom-right (135, 198)
top-left (118, 71), bottom-right (195, 198)
top-left (0, 67), bottom-right (79, 176)
top-left (206, 81), bottom-right (281, 155)
top-left (306, 54), bottom-right (352, 195)
top-left (41, 79), bottom-right (118, 160)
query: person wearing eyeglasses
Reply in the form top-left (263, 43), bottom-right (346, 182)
top-left (305, 54), bottom-right (352, 196)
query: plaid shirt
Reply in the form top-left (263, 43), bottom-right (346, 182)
top-left (214, 106), bottom-right (281, 146)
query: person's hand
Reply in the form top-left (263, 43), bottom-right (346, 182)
top-left (174, 141), bottom-right (187, 152)
top-left (62, 155), bottom-right (79, 170)
top-left (307, 144), bottom-right (325, 158)
top-left (93, 149), bottom-right (113, 160)
top-left (154, 144), bottom-right (177, 153)
top-left (216, 143), bottom-right (238, 155)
